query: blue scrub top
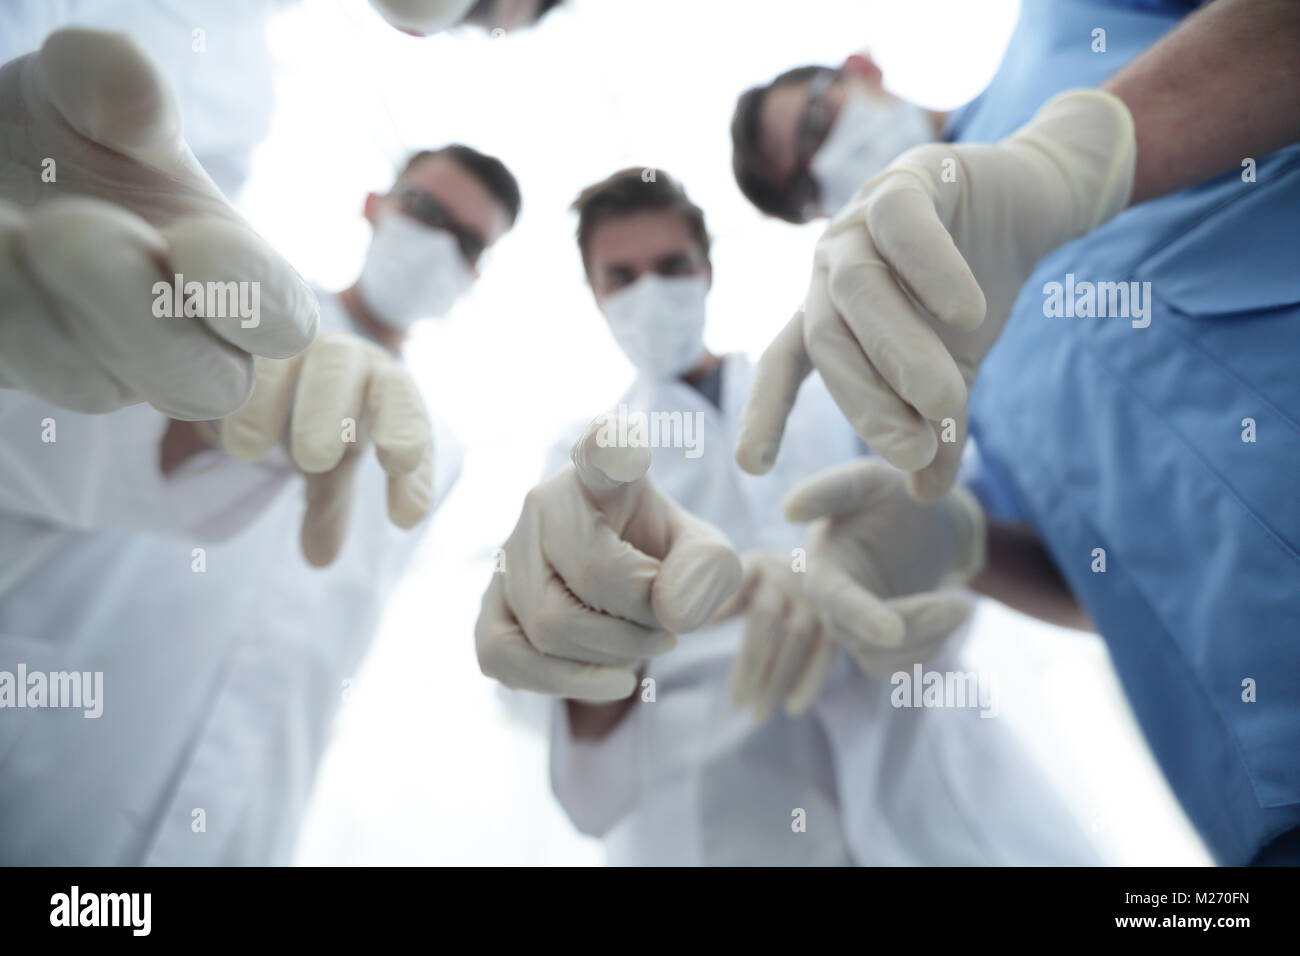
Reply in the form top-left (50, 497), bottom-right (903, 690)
top-left (959, 0), bottom-right (1300, 863)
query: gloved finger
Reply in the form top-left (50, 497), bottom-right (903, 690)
top-left (371, 0), bottom-right (477, 34)
top-left (906, 408), bottom-right (967, 503)
top-left (889, 591), bottom-right (973, 645)
top-left (562, 591), bottom-right (676, 663)
top-left (520, 573), bottom-right (668, 666)
top-left (824, 225), bottom-right (967, 422)
top-left (727, 583), bottom-right (784, 710)
top-left (842, 628), bottom-right (952, 678)
top-left (0, 204), bottom-right (129, 412)
top-left (290, 333), bottom-right (372, 474)
top-left (830, 592), bottom-right (968, 676)
top-left (219, 353), bottom-right (303, 460)
top-left (163, 216), bottom-right (319, 359)
top-left (751, 601), bottom-right (817, 724)
top-left (804, 547), bottom-right (905, 648)
top-left (783, 458), bottom-right (898, 522)
top-left (387, 438), bottom-right (434, 529)
top-left (542, 520), bottom-right (663, 630)
top-left (35, 29), bottom-right (183, 166)
top-left (571, 412), bottom-right (652, 503)
top-left (21, 196), bottom-right (255, 421)
top-left (644, 497), bottom-right (743, 634)
top-left (475, 576), bottom-right (638, 701)
top-left (367, 363), bottom-right (431, 478)
top-left (503, 474), bottom-right (664, 643)
top-left (733, 310), bottom-right (811, 475)
top-left (803, 266), bottom-right (937, 471)
top-left (864, 171), bottom-right (986, 331)
top-left (784, 629), bottom-right (839, 717)
top-left (706, 552), bottom-right (765, 624)
top-left (299, 450), bottom-right (364, 567)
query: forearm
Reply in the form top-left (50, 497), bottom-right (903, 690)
top-left (1103, 0), bottom-right (1300, 204)
top-left (969, 518), bottom-right (1092, 631)
top-left (567, 694), bottom-right (638, 740)
top-left (160, 419), bottom-right (214, 474)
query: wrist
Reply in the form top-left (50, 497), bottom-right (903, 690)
top-left (1009, 88), bottom-right (1137, 241)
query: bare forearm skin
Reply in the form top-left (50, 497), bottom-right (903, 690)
top-left (1104, 0), bottom-right (1300, 204)
top-left (970, 519), bottom-right (1093, 632)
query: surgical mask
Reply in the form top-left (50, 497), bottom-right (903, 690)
top-left (810, 92), bottom-right (934, 216)
top-left (357, 210), bottom-right (473, 329)
top-left (602, 274), bottom-right (709, 381)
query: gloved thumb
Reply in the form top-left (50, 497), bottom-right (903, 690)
top-left (784, 458), bottom-right (898, 522)
top-left (704, 551), bottom-right (764, 625)
top-left (888, 591), bottom-right (973, 645)
top-left (735, 310), bottom-right (811, 475)
top-left (650, 502), bottom-right (743, 634)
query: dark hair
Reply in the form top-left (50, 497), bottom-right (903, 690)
top-left (400, 144), bottom-right (522, 226)
top-left (731, 65), bottom-right (826, 224)
top-left (570, 168), bottom-right (711, 274)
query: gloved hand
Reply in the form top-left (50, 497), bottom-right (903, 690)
top-left (213, 331), bottom-right (434, 567)
top-left (368, 0), bottom-right (476, 33)
top-left (710, 550), bottom-right (840, 724)
top-left (736, 89), bottom-right (1136, 501)
top-left (0, 29), bottom-right (317, 420)
top-left (785, 459), bottom-right (985, 677)
top-left (476, 414), bottom-right (744, 701)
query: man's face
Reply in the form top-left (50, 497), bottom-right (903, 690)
top-left (367, 154), bottom-right (509, 277)
top-left (756, 57), bottom-right (896, 218)
top-left (586, 209), bottom-right (710, 307)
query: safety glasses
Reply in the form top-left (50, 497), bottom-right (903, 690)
top-left (394, 184), bottom-right (488, 267)
top-left (785, 67), bottom-right (840, 221)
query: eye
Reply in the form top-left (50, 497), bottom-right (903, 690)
top-left (605, 267), bottom-right (635, 291)
top-left (656, 255), bottom-right (693, 276)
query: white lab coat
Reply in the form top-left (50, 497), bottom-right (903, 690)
top-left (0, 2), bottom-right (466, 864)
top-left (540, 354), bottom-right (1102, 865)
top-left (0, 290), bottom-right (462, 864)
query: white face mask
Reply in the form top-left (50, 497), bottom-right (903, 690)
top-left (357, 210), bottom-right (473, 330)
top-left (810, 91), bottom-right (934, 216)
top-left (601, 274), bottom-right (709, 381)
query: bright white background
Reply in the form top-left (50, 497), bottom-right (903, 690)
top-left (231, 0), bottom-right (1210, 865)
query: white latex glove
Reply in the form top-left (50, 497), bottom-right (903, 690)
top-left (0, 29), bottom-right (317, 420)
top-left (710, 550), bottom-right (840, 724)
top-left (784, 459), bottom-right (986, 677)
top-left (368, 0), bottom-right (476, 33)
top-left (736, 89), bottom-right (1136, 501)
top-left (214, 331), bottom-right (434, 567)
top-left (476, 414), bottom-right (744, 701)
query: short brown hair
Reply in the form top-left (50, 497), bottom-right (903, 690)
top-left (571, 168), bottom-right (711, 273)
top-left (731, 65), bottom-right (825, 224)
